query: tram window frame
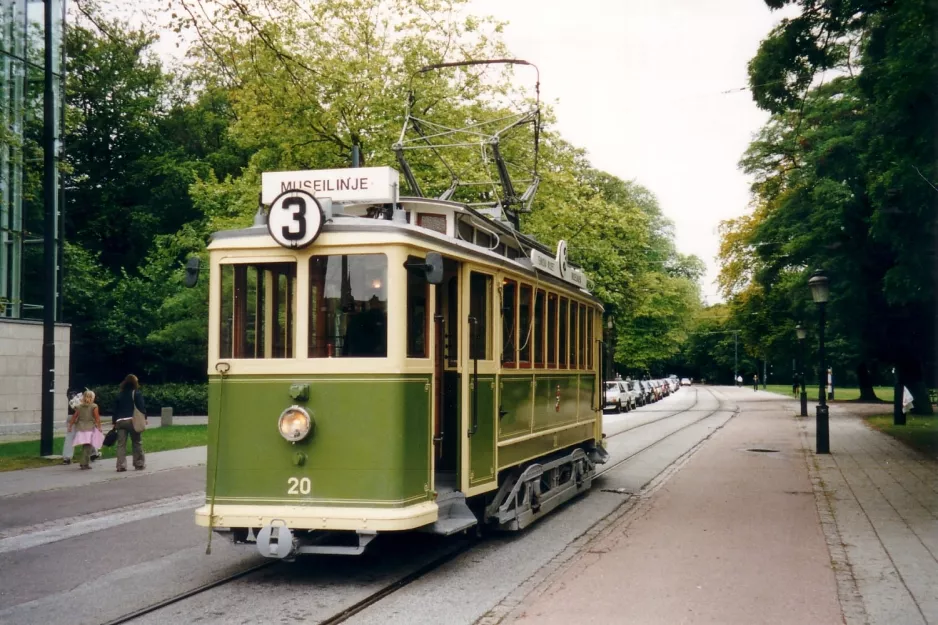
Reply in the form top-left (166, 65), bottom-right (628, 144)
top-left (579, 303), bottom-right (587, 370)
top-left (547, 293), bottom-right (557, 368)
top-left (406, 256), bottom-right (429, 359)
top-left (518, 284), bottom-right (533, 368)
top-left (469, 272), bottom-right (493, 360)
top-left (219, 261), bottom-right (296, 360)
top-left (586, 307), bottom-right (594, 370)
top-left (559, 297), bottom-right (568, 369)
top-left (308, 253), bottom-right (388, 358)
top-left (569, 302), bottom-right (579, 369)
top-left (501, 279), bottom-right (518, 367)
top-left (534, 289), bottom-right (545, 367)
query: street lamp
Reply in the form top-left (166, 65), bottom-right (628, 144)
top-left (795, 323), bottom-right (808, 416)
top-left (605, 317), bottom-right (614, 381)
top-left (808, 270), bottom-right (830, 454)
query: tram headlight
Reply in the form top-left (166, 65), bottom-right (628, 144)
top-left (278, 406), bottom-right (313, 443)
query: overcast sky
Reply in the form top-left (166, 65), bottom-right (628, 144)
top-left (137, 0), bottom-right (790, 303)
top-left (467, 0), bottom-right (791, 303)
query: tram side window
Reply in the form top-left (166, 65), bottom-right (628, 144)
top-left (559, 297), bottom-right (568, 369)
top-left (309, 254), bottom-right (388, 358)
top-left (469, 272), bottom-right (492, 360)
top-left (534, 290), bottom-right (545, 367)
top-left (569, 303), bottom-right (579, 369)
top-left (519, 284), bottom-right (532, 366)
top-left (502, 279), bottom-right (517, 366)
top-left (219, 262), bottom-right (296, 359)
top-left (547, 293), bottom-right (557, 368)
top-left (579, 303), bottom-right (587, 370)
top-left (406, 257), bottom-right (429, 358)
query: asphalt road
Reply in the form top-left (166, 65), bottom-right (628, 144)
top-left (0, 385), bottom-right (732, 625)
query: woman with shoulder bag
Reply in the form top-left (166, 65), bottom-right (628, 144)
top-left (113, 374), bottom-right (147, 472)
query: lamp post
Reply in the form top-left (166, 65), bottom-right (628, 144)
top-left (808, 270), bottom-right (830, 454)
top-left (796, 323), bottom-right (808, 416)
top-left (605, 317), bottom-right (614, 381)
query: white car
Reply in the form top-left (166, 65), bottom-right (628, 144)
top-left (617, 381), bottom-right (637, 411)
top-left (681, 378), bottom-right (691, 386)
top-left (604, 381), bottom-right (627, 412)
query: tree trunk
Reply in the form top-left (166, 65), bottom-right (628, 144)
top-left (856, 362), bottom-right (879, 401)
top-left (897, 358), bottom-right (935, 416)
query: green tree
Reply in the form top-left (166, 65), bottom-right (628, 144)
top-left (719, 0), bottom-right (935, 412)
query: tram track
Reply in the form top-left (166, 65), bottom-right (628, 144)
top-left (602, 387), bottom-right (703, 441)
top-left (597, 387), bottom-right (737, 479)
top-left (101, 388), bottom-right (731, 625)
top-left (102, 539), bottom-right (475, 625)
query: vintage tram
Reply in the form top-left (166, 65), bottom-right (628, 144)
top-left (194, 165), bottom-right (607, 558)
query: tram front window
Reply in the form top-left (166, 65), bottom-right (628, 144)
top-left (309, 254), bottom-right (388, 358)
top-left (219, 262), bottom-right (296, 359)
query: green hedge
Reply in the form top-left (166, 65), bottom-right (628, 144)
top-left (87, 383), bottom-right (208, 416)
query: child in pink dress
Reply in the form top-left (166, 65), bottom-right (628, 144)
top-left (68, 391), bottom-right (104, 470)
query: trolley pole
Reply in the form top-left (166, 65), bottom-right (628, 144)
top-left (39, 0), bottom-right (56, 457)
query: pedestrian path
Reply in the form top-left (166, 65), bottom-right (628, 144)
top-left (497, 387), bottom-right (938, 625)
top-left (798, 402), bottom-right (938, 625)
top-left (0, 446), bottom-right (206, 498)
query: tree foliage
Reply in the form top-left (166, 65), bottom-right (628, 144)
top-left (717, 0), bottom-right (936, 411)
top-left (58, 0), bottom-right (702, 385)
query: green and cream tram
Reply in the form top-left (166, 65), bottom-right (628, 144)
top-left (195, 167), bottom-right (607, 557)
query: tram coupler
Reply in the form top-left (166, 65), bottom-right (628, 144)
top-left (255, 520), bottom-right (295, 559)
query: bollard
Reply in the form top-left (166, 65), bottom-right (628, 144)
top-left (161, 406), bottom-right (174, 427)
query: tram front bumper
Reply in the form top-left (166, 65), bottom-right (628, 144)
top-left (195, 501), bottom-right (439, 532)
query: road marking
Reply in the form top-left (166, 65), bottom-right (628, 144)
top-left (0, 492), bottom-right (204, 554)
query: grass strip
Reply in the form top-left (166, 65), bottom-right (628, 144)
top-left (0, 425), bottom-right (208, 473)
top-left (761, 384), bottom-right (895, 403)
top-left (865, 414), bottom-right (938, 460)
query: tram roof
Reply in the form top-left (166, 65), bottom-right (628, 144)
top-left (209, 197), bottom-right (599, 302)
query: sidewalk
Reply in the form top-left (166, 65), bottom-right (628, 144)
top-left (0, 446), bottom-right (206, 498)
top-left (499, 387), bottom-right (938, 625)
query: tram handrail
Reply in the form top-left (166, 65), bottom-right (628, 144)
top-left (468, 315), bottom-right (479, 436)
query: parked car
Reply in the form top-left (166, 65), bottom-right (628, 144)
top-left (640, 380), bottom-right (655, 403)
top-left (617, 381), bottom-right (636, 411)
top-left (681, 377), bottom-right (692, 386)
top-left (604, 381), bottom-right (627, 412)
top-left (626, 380), bottom-right (645, 407)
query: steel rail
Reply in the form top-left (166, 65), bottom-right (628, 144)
top-left (602, 387), bottom-right (703, 441)
top-left (597, 387), bottom-right (737, 479)
top-left (101, 540), bottom-right (475, 625)
top-left (100, 560), bottom-right (280, 625)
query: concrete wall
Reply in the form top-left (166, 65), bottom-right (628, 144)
top-left (0, 319), bottom-right (70, 430)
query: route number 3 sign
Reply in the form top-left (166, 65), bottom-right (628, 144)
top-left (267, 189), bottom-right (324, 249)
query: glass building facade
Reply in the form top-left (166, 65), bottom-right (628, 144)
top-left (0, 0), bottom-right (64, 319)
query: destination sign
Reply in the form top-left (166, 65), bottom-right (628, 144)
top-left (530, 240), bottom-right (588, 289)
top-left (261, 167), bottom-right (400, 205)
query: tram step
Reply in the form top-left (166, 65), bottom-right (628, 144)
top-left (423, 493), bottom-right (478, 536)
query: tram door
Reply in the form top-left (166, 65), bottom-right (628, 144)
top-left (434, 258), bottom-right (461, 494)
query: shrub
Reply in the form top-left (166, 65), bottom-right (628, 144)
top-left (85, 383), bottom-right (208, 416)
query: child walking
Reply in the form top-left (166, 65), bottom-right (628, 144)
top-left (68, 391), bottom-right (104, 470)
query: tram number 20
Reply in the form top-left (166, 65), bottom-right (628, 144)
top-left (287, 477), bottom-right (311, 495)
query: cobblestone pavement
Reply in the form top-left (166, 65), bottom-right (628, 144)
top-left (798, 402), bottom-right (938, 625)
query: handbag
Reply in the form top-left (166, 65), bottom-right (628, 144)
top-left (103, 429), bottom-right (118, 447)
top-left (131, 390), bottom-right (147, 433)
